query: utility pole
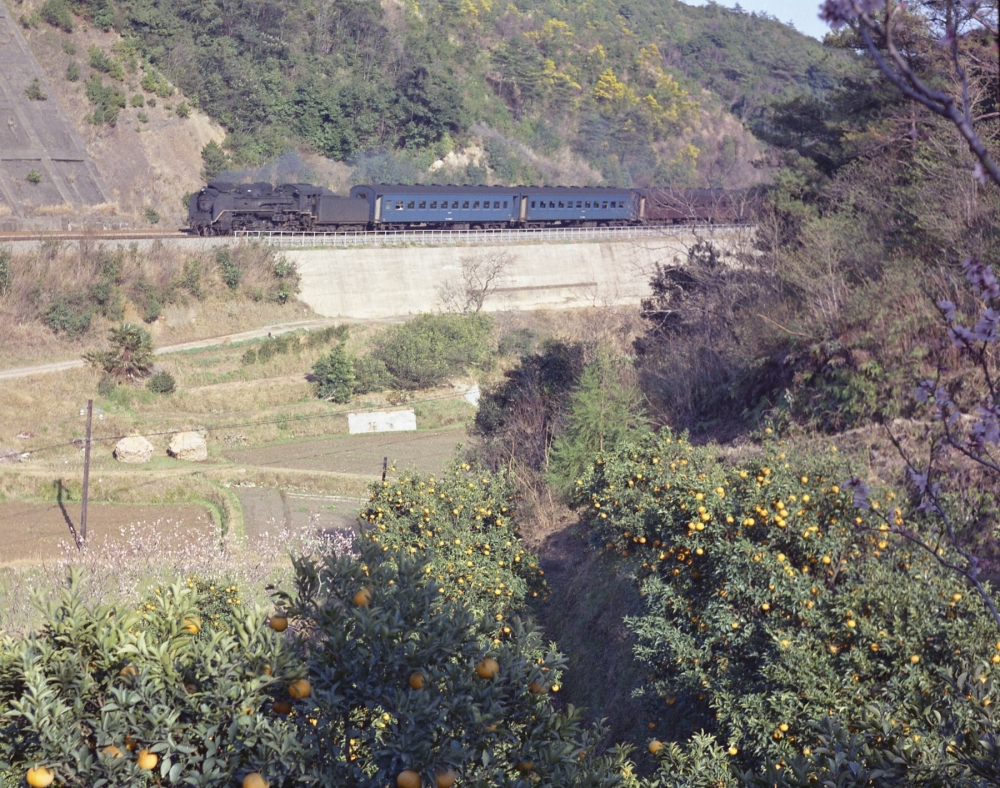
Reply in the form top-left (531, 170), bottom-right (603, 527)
top-left (80, 399), bottom-right (93, 546)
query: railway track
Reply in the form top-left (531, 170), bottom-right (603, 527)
top-left (0, 229), bottom-right (189, 243)
top-left (0, 223), bottom-right (750, 249)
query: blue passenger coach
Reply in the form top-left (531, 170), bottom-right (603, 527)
top-left (349, 184), bottom-right (644, 229)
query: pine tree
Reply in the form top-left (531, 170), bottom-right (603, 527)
top-left (549, 351), bottom-right (647, 493)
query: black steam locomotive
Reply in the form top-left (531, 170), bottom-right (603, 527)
top-left (187, 181), bottom-right (731, 235)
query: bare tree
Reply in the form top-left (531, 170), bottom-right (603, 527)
top-left (820, 0), bottom-right (1000, 627)
top-left (821, 0), bottom-right (1000, 184)
top-left (438, 249), bottom-right (514, 314)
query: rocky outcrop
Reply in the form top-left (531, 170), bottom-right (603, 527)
top-left (114, 435), bottom-right (154, 464)
top-left (168, 431), bottom-right (208, 462)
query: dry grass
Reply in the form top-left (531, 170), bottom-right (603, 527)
top-left (87, 202), bottom-right (120, 215)
top-left (31, 204), bottom-right (78, 216)
top-left (0, 204), bottom-right (13, 217)
top-left (0, 241), bottom-right (319, 367)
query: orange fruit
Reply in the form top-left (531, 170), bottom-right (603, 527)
top-left (26, 767), bottom-right (55, 787)
top-left (528, 680), bottom-right (548, 695)
top-left (119, 665), bottom-right (138, 682)
top-left (243, 773), bottom-right (269, 788)
top-left (515, 760), bottom-right (534, 772)
top-left (409, 671), bottom-right (426, 690)
top-left (272, 700), bottom-right (292, 715)
top-left (269, 616), bottom-right (288, 632)
top-left (728, 746), bottom-right (738, 756)
top-left (289, 679), bottom-right (312, 700)
top-left (397, 769), bottom-right (421, 788)
top-left (124, 734), bottom-right (137, 751)
top-left (102, 745), bottom-right (124, 758)
top-left (434, 769), bottom-right (456, 788)
top-left (476, 657), bottom-right (499, 680)
top-left (648, 740), bottom-right (663, 754)
top-left (137, 750), bottom-right (158, 770)
top-left (181, 617), bottom-right (201, 634)
top-left (910, 655), bottom-right (920, 664)
top-left (354, 588), bottom-right (372, 607)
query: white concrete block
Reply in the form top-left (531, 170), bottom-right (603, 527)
top-left (348, 410), bottom-right (417, 434)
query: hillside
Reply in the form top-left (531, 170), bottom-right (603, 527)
top-left (10, 0), bottom-right (857, 199)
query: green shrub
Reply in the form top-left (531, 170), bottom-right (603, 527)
top-left (216, 248), bottom-right (242, 290)
top-left (359, 463), bottom-right (547, 628)
top-left (87, 45), bottom-right (113, 73)
top-left (65, 61), bottom-right (79, 82)
top-left (85, 75), bottom-right (125, 126)
top-left (45, 2), bottom-right (73, 30)
top-left (146, 370), bottom-right (176, 394)
top-left (97, 373), bottom-right (117, 396)
top-left (25, 77), bottom-right (47, 101)
top-left (181, 258), bottom-right (202, 296)
top-left (352, 355), bottom-right (393, 394)
top-left (0, 247), bottom-right (10, 297)
top-left (271, 539), bottom-right (629, 787)
top-left (39, 0), bottom-right (73, 31)
top-left (44, 294), bottom-right (94, 336)
top-left (242, 347), bottom-right (258, 365)
top-left (575, 432), bottom-right (1000, 782)
top-left (26, 169), bottom-right (41, 184)
top-left (372, 313), bottom-right (493, 390)
top-left (0, 570), bottom-right (301, 787)
top-left (304, 324), bottom-right (349, 347)
top-left (312, 343), bottom-right (355, 403)
top-left (130, 92), bottom-right (145, 107)
top-left (175, 100), bottom-right (190, 118)
top-left (144, 206), bottom-right (159, 224)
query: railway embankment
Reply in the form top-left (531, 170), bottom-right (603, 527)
top-left (289, 230), bottom-right (729, 318)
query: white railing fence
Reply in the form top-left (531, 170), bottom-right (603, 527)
top-left (236, 224), bottom-right (750, 249)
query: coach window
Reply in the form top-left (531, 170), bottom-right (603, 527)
top-left (419, 201), bottom-right (426, 209)
top-left (463, 201), bottom-right (469, 209)
top-left (396, 201), bottom-right (404, 210)
top-left (531, 201), bottom-right (536, 208)
top-left (503, 201), bottom-right (508, 208)
top-left (576, 201), bottom-right (582, 208)
top-left (493, 201), bottom-right (499, 209)
top-left (549, 201), bottom-right (555, 208)
top-left (430, 201), bottom-right (437, 209)
top-left (450, 201), bottom-right (457, 209)
top-left (473, 201), bottom-right (480, 209)
top-left (557, 201), bottom-right (563, 208)
top-left (408, 201), bottom-right (415, 209)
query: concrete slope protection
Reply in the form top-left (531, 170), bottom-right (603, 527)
top-left (288, 234), bottom-right (712, 318)
top-left (0, 1), bottom-right (112, 223)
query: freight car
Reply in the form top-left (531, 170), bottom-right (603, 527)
top-left (188, 181), bottom-right (727, 235)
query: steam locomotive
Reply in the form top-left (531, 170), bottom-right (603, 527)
top-left (186, 181), bottom-right (733, 235)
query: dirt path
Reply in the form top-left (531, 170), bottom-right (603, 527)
top-left (0, 318), bottom-right (343, 381)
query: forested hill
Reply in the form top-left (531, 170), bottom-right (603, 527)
top-left (35, 0), bottom-right (854, 186)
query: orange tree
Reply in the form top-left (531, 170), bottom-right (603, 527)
top-left (358, 462), bottom-right (547, 634)
top-left (269, 537), bottom-right (634, 787)
top-left (572, 431), bottom-right (1000, 784)
top-left (0, 568), bottom-right (303, 787)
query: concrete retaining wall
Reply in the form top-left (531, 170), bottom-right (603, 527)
top-left (288, 234), bottom-right (711, 319)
